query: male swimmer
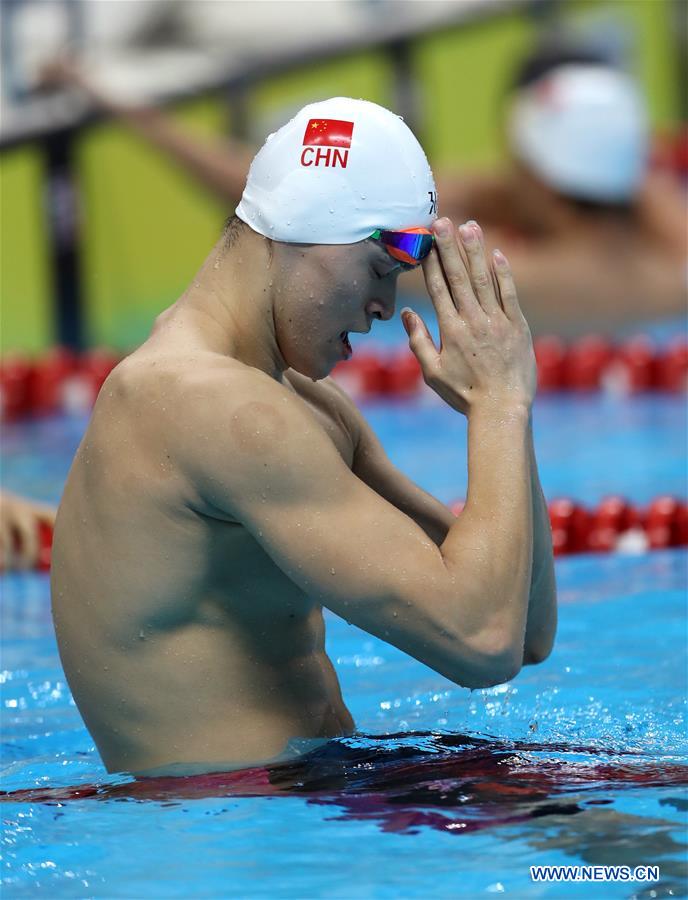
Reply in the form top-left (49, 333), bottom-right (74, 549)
top-left (51, 99), bottom-right (556, 777)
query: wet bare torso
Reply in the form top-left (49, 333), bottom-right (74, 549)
top-left (51, 337), bottom-right (356, 775)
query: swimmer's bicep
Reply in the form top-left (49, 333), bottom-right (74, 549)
top-left (192, 392), bottom-right (452, 625)
top-left (188, 393), bottom-right (501, 685)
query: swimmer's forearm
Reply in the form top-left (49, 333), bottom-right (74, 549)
top-left (440, 403), bottom-right (533, 681)
top-left (522, 424), bottom-right (557, 664)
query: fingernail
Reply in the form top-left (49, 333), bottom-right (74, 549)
top-left (401, 308), bottom-right (415, 334)
top-left (468, 219), bottom-right (483, 237)
top-left (434, 218), bottom-right (450, 236)
top-left (459, 223), bottom-right (477, 243)
top-left (493, 248), bottom-right (507, 265)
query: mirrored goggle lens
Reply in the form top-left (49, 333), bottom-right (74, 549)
top-left (377, 229), bottom-right (434, 265)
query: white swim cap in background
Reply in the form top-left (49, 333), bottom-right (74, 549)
top-left (236, 97), bottom-right (437, 244)
top-left (508, 65), bottom-right (649, 202)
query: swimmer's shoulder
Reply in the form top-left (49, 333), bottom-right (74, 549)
top-left (107, 349), bottom-right (344, 457)
top-left (105, 347), bottom-right (262, 405)
top-left (284, 371), bottom-right (363, 445)
top-left (117, 350), bottom-right (323, 440)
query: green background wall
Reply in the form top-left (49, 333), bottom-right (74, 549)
top-left (0, 147), bottom-right (52, 353)
top-left (0, 0), bottom-right (680, 353)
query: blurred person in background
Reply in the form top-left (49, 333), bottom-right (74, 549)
top-left (434, 41), bottom-right (687, 334)
top-left (0, 492), bottom-right (56, 571)
top-left (40, 40), bottom-right (687, 335)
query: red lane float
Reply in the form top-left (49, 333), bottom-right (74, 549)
top-left (1, 336), bottom-right (686, 419)
top-left (2, 495), bottom-right (685, 572)
top-left (331, 336), bottom-right (687, 400)
top-left (1, 348), bottom-right (121, 421)
top-left (451, 496), bottom-right (687, 557)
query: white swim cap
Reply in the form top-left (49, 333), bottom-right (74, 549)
top-left (508, 65), bottom-right (648, 202)
top-left (236, 97), bottom-right (437, 244)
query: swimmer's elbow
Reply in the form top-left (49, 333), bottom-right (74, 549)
top-left (455, 657), bottom-right (522, 691)
top-left (448, 637), bottom-right (523, 690)
top-left (522, 595), bottom-right (558, 666)
top-left (523, 638), bottom-right (554, 666)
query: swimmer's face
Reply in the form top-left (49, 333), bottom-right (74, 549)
top-left (270, 239), bottom-right (408, 379)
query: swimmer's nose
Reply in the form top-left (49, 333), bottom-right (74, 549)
top-left (366, 296), bottom-right (395, 322)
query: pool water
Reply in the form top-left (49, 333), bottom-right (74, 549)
top-left (2, 388), bottom-right (687, 898)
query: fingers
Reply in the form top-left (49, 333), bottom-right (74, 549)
top-left (491, 249), bottom-right (522, 320)
top-left (427, 218), bottom-right (481, 321)
top-left (34, 504), bottom-right (57, 526)
top-left (458, 221), bottom-right (502, 316)
top-left (401, 308), bottom-right (440, 376)
top-left (0, 494), bottom-right (54, 570)
top-left (421, 244), bottom-right (460, 327)
top-left (13, 513), bottom-right (38, 570)
top-left (0, 519), bottom-right (8, 571)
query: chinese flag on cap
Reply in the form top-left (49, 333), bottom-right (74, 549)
top-left (303, 119), bottom-right (354, 148)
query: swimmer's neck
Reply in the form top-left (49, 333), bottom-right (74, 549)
top-left (154, 232), bottom-right (288, 381)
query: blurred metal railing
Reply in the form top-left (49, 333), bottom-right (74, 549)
top-left (1, 0), bottom-right (538, 349)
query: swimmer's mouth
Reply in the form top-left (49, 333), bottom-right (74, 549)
top-left (340, 331), bottom-right (353, 358)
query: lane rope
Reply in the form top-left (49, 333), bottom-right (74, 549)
top-left (1, 495), bottom-right (685, 573)
top-left (451, 496), bottom-right (687, 557)
top-left (0, 336), bottom-right (686, 421)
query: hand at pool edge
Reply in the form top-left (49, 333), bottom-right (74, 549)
top-left (0, 492), bottom-right (56, 572)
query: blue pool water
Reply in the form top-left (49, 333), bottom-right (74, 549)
top-left (2, 388), bottom-right (687, 898)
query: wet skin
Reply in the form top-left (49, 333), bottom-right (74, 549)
top-left (52, 220), bottom-right (555, 776)
top-left (51, 229), bottom-right (453, 775)
top-left (52, 362), bottom-right (359, 774)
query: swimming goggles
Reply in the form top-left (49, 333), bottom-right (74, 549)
top-left (370, 227), bottom-right (435, 267)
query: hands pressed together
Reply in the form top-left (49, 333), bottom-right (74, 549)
top-left (402, 218), bottom-right (537, 416)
